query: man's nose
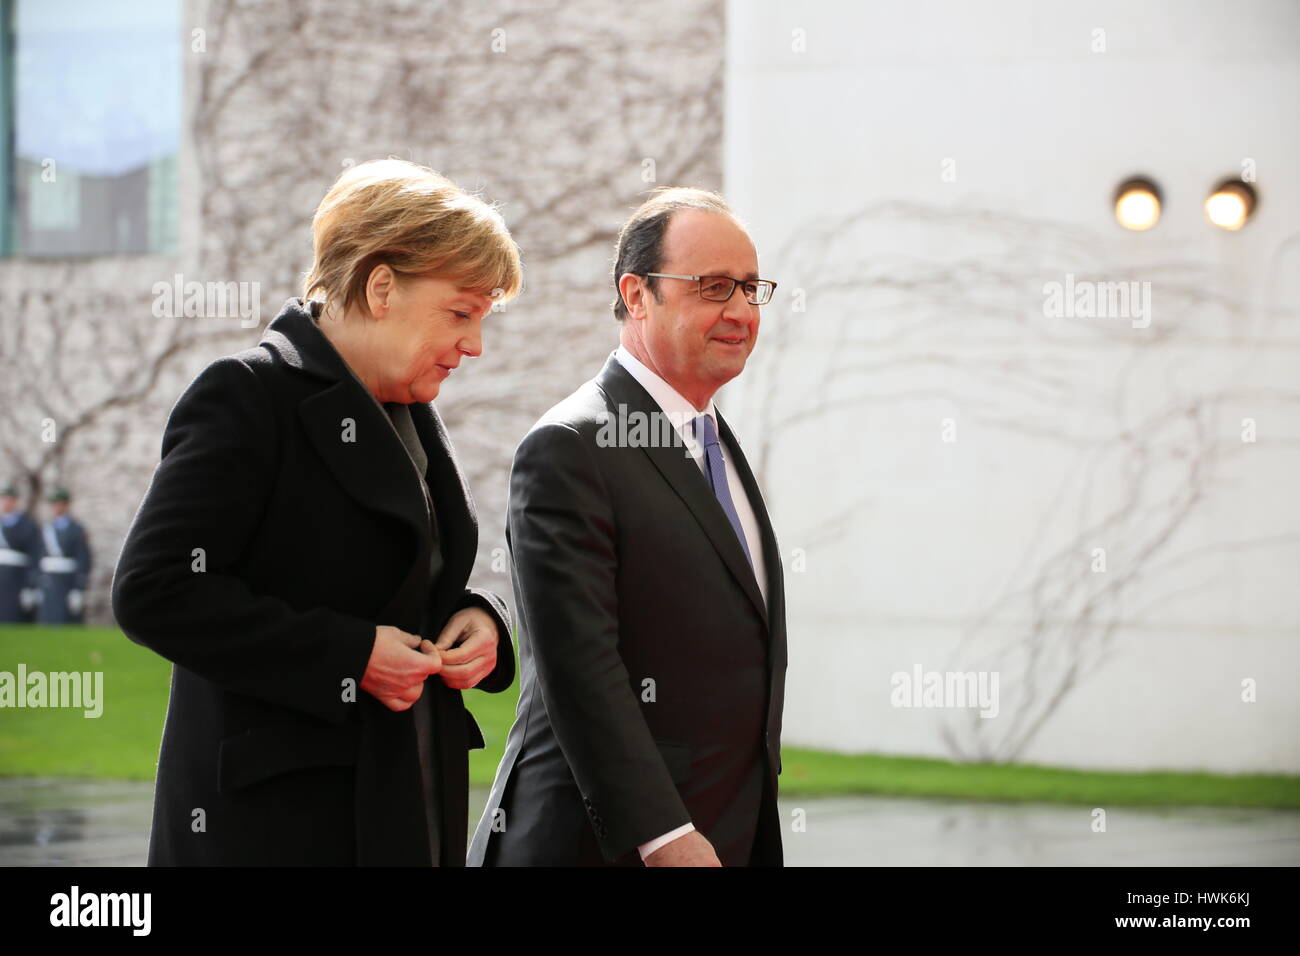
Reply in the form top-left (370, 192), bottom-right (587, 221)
top-left (721, 284), bottom-right (757, 324)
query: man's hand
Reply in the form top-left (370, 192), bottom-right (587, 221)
top-left (643, 830), bottom-right (722, 867)
top-left (431, 607), bottom-right (498, 690)
top-left (361, 625), bottom-right (442, 712)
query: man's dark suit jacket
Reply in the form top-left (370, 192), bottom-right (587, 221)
top-left (468, 354), bottom-right (787, 866)
top-left (111, 297), bottom-right (514, 866)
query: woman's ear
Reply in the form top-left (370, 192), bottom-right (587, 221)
top-left (365, 263), bottom-right (395, 319)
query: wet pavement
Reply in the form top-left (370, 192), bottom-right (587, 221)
top-left (2, 778), bottom-right (1297, 866)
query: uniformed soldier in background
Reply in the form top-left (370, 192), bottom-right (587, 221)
top-left (37, 487), bottom-right (92, 625)
top-left (0, 483), bottom-right (43, 623)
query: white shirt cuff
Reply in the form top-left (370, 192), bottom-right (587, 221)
top-left (638, 822), bottom-right (696, 860)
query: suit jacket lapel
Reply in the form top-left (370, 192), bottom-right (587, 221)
top-left (595, 355), bottom-right (768, 627)
top-left (718, 410), bottom-right (785, 638)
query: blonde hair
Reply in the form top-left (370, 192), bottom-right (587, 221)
top-left (303, 159), bottom-right (523, 314)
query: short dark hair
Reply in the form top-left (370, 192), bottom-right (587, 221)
top-left (611, 187), bottom-right (735, 322)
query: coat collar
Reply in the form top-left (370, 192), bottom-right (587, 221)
top-left (257, 298), bottom-right (479, 622)
top-left (260, 297), bottom-right (355, 384)
top-left (594, 354), bottom-right (775, 628)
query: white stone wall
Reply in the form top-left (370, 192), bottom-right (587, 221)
top-left (723, 0), bottom-right (1300, 772)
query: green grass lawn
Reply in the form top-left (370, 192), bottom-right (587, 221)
top-left (3, 626), bottom-right (1299, 808)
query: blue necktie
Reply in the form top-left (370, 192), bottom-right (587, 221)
top-left (692, 414), bottom-right (753, 568)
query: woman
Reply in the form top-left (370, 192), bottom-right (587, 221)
top-left (111, 159), bottom-right (523, 865)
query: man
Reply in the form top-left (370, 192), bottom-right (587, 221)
top-left (470, 188), bottom-right (787, 867)
top-left (0, 484), bottom-right (42, 623)
top-left (37, 487), bottom-right (92, 624)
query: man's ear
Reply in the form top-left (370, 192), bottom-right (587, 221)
top-left (365, 263), bottom-right (395, 319)
top-left (617, 272), bottom-right (648, 320)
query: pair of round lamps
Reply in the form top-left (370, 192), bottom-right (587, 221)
top-left (1115, 177), bottom-right (1257, 231)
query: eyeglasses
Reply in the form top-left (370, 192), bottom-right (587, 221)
top-left (642, 273), bottom-right (777, 306)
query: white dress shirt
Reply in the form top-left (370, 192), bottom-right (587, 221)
top-left (612, 345), bottom-right (769, 860)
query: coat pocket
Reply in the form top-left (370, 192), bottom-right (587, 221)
top-left (653, 738), bottom-right (693, 784)
top-left (218, 721), bottom-right (360, 794)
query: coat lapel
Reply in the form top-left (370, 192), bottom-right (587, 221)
top-left (595, 355), bottom-right (768, 627)
top-left (297, 384), bottom-right (431, 548)
top-left (262, 299), bottom-right (432, 557)
top-left (409, 401), bottom-right (477, 617)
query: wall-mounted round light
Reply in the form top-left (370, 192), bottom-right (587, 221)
top-left (1114, 177), bottom-right (1162, 231)
top-left (1205, 179), bottom-right (1257, 231)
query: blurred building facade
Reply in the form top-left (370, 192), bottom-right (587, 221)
top-left (0, 0), bottom-right (723, 622)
